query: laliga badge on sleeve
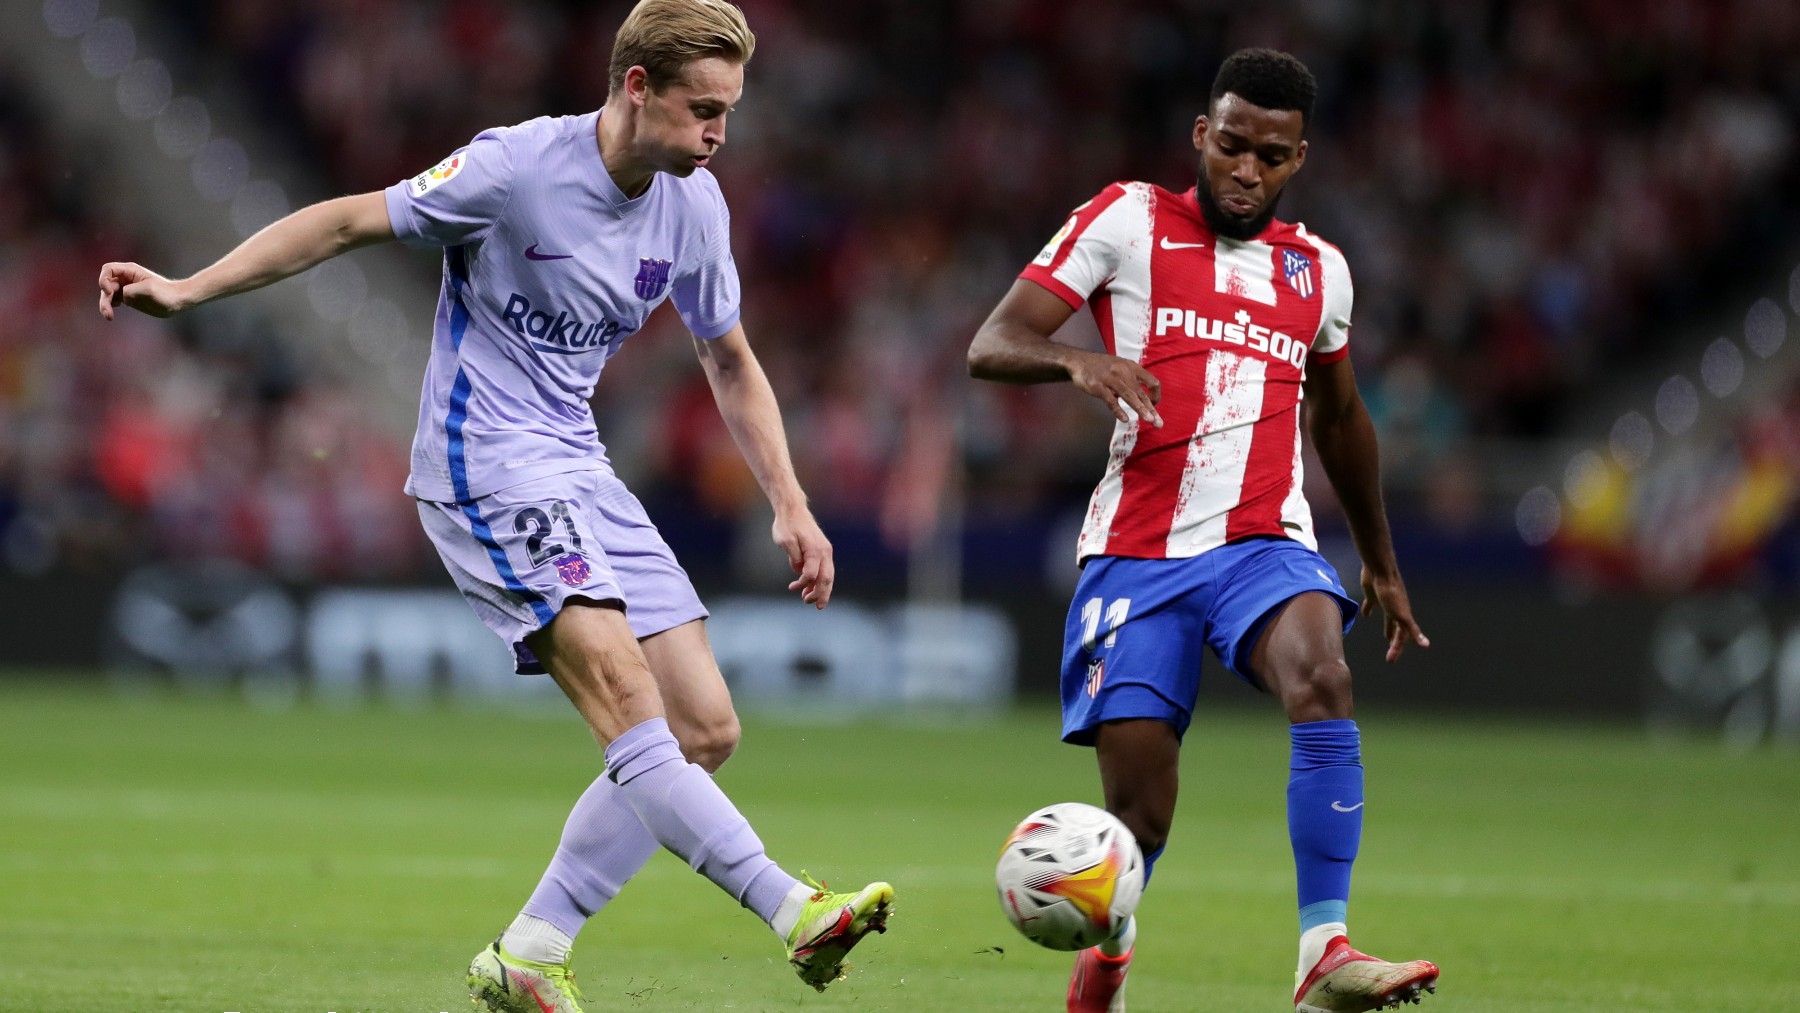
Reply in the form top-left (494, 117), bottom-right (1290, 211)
top-left (1032, 215), bottom-right (1078, 267)
top-left (410, 151), bottom-right (469, 197)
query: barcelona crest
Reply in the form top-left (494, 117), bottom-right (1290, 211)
top-left (1283, 249), bottom-right (1315, 299)
top-left (634, 257), bottom-right (672, 300)
top-left (553, 553), bottom-right (592, 587)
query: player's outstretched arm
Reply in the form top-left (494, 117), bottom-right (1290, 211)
top-left (97, 192), bottom-right (395, 320)
top-left (967, 279), bottom-right (1163, 428)
top-left (1303, 355), bottom-right (1429, 661)
top-left (692, 325), bottom-right (834, 609)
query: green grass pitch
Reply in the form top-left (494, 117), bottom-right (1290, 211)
top-left (1, 678), bottom-right (1796, 1012)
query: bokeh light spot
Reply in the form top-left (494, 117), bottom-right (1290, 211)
top-left (192, 137), bottom-right (249, 202)
top-left (1743, 298), bottom-right (1784, 359)
top-left (153, 96), bottom-right (211, 158)
top-left (1653, 375), bottom-right (1698, 436)
top-left (1700, 338), bottom-right (1743, 398)
top-left (80, 17), bottom-right (136, 79)
top-left (1516, 487), bottom-right (1562, 547)
top-left (116, 59), bottom-right (172, 121)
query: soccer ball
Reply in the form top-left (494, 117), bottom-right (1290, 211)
top-left (995, 802), bottom-right (1144, 951)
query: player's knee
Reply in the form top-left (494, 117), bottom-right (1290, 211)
top-left (680, 713), bottom-right (740, 772)
top-left (1105, 795), bottom-right (1171, 857)
top-left (1114, 805), bottom-right (1170, 858)
top-left (1280, 658), bottom-right (1353, 721)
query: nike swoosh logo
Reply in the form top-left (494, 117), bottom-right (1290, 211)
top-left (510, 971), bottom-right (557, 1013)
top-left (1159, 237), bottom-right (1206, 250)
top-left (1331, 801), bottom-right (1365, 812)
top-left (524, 243), bottom-right (573, 261)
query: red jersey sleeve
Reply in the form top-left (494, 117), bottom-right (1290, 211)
top-left (1019, 183), bottom-right (1133, 310)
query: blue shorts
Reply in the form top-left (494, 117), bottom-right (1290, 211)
top-left (1060, 537), bottom-right (1358, 745)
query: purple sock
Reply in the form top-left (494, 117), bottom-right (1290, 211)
top-left (520, 773), bottom-right (660, 937)
top-left (604, 717), bottom-right (799, 925)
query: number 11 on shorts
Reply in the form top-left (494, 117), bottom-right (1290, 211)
top-left (1080, 597), bottom-right (1131, 651)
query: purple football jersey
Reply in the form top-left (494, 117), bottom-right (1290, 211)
top-left (385, 111), bottom-right (741, 502)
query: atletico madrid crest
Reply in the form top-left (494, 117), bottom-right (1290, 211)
top-left (1283, 249), bottom-right (1315, 299)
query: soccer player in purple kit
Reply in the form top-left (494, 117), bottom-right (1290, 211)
top-left (96, 2), bottom-right (891, 1010)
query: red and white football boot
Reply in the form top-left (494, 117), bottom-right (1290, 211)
top-left (1294, 935), bottom-right (1437, 1012)
top-left (1068, 945), bottom-right (1133, 1012)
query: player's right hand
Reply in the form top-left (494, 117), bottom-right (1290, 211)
top-left (97, 262), bottom-right (187, 320)
top-left (773, 507), bottom-right (835, 610)
top-left (1361, 566), bottom-right (1430, 662)
top-left (1068, 351), bottom-right (1163, 428)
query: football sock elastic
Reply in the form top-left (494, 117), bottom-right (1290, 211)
top-left (769, 881), bottom-right (816, 940)
top-left (604, 717), bottom-right (801, 929)
top-left (1098, 914), bottom-right (1137, 957)
top-left (1288, 719), bottom-right (1362, 970)
top-left (500, 913), bottom-right (573, 965)
top-left (520, 772), bottom-right (661, 937)
top-left (1140, 843), bottom-right (1166, 884)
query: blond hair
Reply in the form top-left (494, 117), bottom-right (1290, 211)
top-left (608, 0), bottom-right (755, 95)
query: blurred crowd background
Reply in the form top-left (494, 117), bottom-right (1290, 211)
top-left (3, 0), bottom-right (1798, 595)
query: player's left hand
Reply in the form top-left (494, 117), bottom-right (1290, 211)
top-left (773, 508), bottom-right (835, 609)
top-left (1360, 567), bottom-right (1429, 662)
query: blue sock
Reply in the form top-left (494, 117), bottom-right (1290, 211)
top-left (1141, 843), bottom-right (1166, 886)
top-left (1288, 719), bottom-right (1362, 932)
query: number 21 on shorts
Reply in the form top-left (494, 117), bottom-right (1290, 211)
top-left (515, 501), bottom-right (583, 566)
top-left (1080, 597), bottom-right (1131, 651)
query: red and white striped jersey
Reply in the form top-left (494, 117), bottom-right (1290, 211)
top-left (1019, 182), bottom-right (1353, 563)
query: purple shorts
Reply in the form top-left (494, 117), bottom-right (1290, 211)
top-left (417, 470), bottom-right (707, 674)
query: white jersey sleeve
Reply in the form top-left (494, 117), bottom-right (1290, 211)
top-left (1018, 183), bottom-right (1136, 309)
top-left (668, 179), bottom-right (741, 340)
top-left (384, 132), bottom-right (516, 249)
top-left (1306, 231), bottom-right (1353, 363)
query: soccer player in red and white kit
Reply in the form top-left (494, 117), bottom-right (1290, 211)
top-left (968, 50), bottom-right (1439, 1012)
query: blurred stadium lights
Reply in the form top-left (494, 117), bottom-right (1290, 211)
top-left (1654, 376), bottom-right (1699, 436)
top-left (42, 0), bottom-right (98, 37)
top-left (28, 0), bottom-right (430, 408)
top-left (1609, 411), bottom-right (1654, 473)
top-left (348, 299), bottom-right (411, 367)
top-left (230, 179), bottom-right (293, 239)
top-left (1525, 270), bottom-right (1800, 561)
top-left (152, 94), bottom-right (209, 158)
top-left (1515, 486), bottom-right (1562, 547)
top-left (192, 136), bottom-right (249, 202)
top-left (1746, 297), bottom-right (1786, 359)
top-left (78, 16), bottom-right (134, 77)
top-left (115, 57), bottom-right (171, 120)
top-left (1561, 451), bottom-right (1608, 512)
top-left (307, 259), bottom-right (371, 325)
top-left (1701, 336), bottom-right (1746, 398)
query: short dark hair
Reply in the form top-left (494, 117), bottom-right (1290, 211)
top-left (1210, 48), bottom-right (1316, 127)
